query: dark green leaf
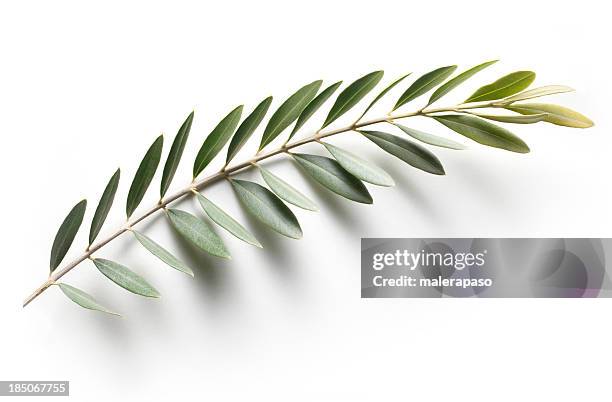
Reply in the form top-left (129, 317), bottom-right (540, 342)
top-left (393, 65), bottom-right (457, 110)
top-left (433, 115), bottom-right (530, 153)
top-left (357, 72), bottom-right (411, 121)
top-left (322, 71), bottom-right (384, 128)
top-left (505, 103), bottom-right (594, 128)
top-left (126, 135), bottom-right (164, 218)
top-left (290, 81), bottom-right (342, 139)
top-left (132, 230), bottom-right (194, 277)
top-left (50, 199), bottom-right (87, 272)
top-left (194, 192), bottom-right (262, 247)
top-left (89, 169), bottom-right (120, 245)
top-left (226, 97), bottom-right (272, 164)
top-left (427, 60), bottom-right (498, 106)
top-left (92, 258), bottom-right (160, 298)
top-left (160, 111), bottom-right (194, 198)
top-left (258, 165), bottom-right (318, 211)
top-left (360, 131), bottom-right (445, 175)
top-left (58, 283), bottom-right (120, 316)
top-left (323, 142), bottom-right (394, 186)
top-left (231, 179), bottom-right (302, 239)
top-left (292, 153), bottom-right (373, 204)
top-left (465, 71), bottom-right (535, 103)
top-left (394, 124), bottom-right (466, 150)
top-left (166, 208), bottom-right (230, 258)
top-left (193, 105), bottom-right (243, 177)
top-left (259, 80), bottom-right (322, 150)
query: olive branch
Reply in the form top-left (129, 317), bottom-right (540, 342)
top-left (23, 61), bottom-right (593, 315)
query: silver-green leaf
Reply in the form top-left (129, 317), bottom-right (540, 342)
top-left (500, 85), bottom-right (574, 104)
top-left (505, 103), bottom-right (594, 128)
top-left (126, 135), bottom-right (164, 218)
top-left (227, 97), bottom-right (272, 164)
top-left (132, 230), bottom-right (194, 277)
top-left (231, 179), bottom-right (303, 239)
top-left (292, 153), bottom-right (373, 204)
top-left (161, 111), bottom-right (194, 198)
top-left (322, 142), bottom-right (394, 186)
top-left (467, 112), bottom-right (547, 124)
top-left (89, 169), bottom-right (120, 245)
top-left (394, 124), bottom-right (466, 150)
top-left (193, 105), bottom-right (243, 178)
top-left (258, 165), bottom-right (318, 211)
top-left (465, 71), bottom-right (535, 103)
top-left (58, 283), bottom-right (120, 316)
top-left (360, 131), bottom-right (446, 175)
top-left (356, 72), bottom-right (411, 121)
top-left (50, 199), bottom-right (87, 272)
top-left (92, 258), bottom-right (160, 298)
top-left (322, 71), bottom-right (384, 128)
top-left (290, 81), bottom-right (342, 139)
top-left (194, 192), bottom-right (262, 248)
top-left (393, 65), bottom-right (457, 110)
top-left (259, 80), bottom-right (322, 150)
top-left (166, 208), bottom-right (230, 259)
top-left (433, 114), bottom-right (530, 153)
top-left (427, 60), bottom-right (498, 106)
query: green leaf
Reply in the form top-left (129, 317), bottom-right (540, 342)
top-left (356, 72), bottom-right (411, 121)
top-left (322, 142), bottom-right (394, 186)
top-left (58, 283), bottom-right (120, 316)
top-left (194, 192), bottom-right (262, 248)
top-left (500, 85), bottom-right (574, 104)
top-left (231, 179), bottom-right (303, 239)
top-left (290, 81), bottom-right (342, 139)
top-left (50, 199), bottom-right (87, 272)
top-left (394, 124), bottom-right (466, 150)
top-left (193, 105), bottom-right (243, 177)
top-left (467, 112), bottom-right (547, 124)
top-left (258, 165), bottom-right (318, 211)
top-left (132, 230), bottom-right (194, 277)
top-left (427, 60), bottom-right (498, 106)
top-left (126, 135), bottom-right (164, 218)
top-left (259, 80), bottom-right (322, 150)
top-left (89, 169), bottom-right (120, 245)
top-left (322, 71), bottom-right (384, 128)
top-left (433, 115), bottom-right (530, 153)
top-left (292, 153), bottom-right (373, 204)
top-left (505, 103), bottom-right (594, 128)
top-left (166, 208), bottom-right (230, 258)
top-left (226, 97), bottom-right (273, 164)
top-left (465, 71), bottom-right (535, 103)
top-left (393, 65), bottom-right (457, 110)
top-left (160, 111), bottom-right (194, 198)
top-left (360, 131), bottom-right (446, 175)
top-left (92, 258), bottom-right (160, 298)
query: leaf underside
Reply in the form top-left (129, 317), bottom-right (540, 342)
top-left (394, 124), bottom-right (466, 150)
top-left (92, 258), bottom-right (160, 298)
top-left (322, 142), bottom-right (394, 186)
top-left (132, 230), bottom-right (194, 277)
top-left (166, 208), bottom-right (231, 259)
top-left (258, 165), bottom-right (318, 211)
top-left (505, 103), bottom-right (593, 128)
top-left (58, 283), bottom-right (120, 316)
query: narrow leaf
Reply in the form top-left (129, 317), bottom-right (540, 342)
top-left (433, 115), bottom-right (530, 153)
top-left (360, 131), bottom-right (446, 175)
top-left (193, 105), bottom-right (243, 177)
top-left (467, 112), bottom-right (547, 124)
top-left (394, 124), bottom-right (466, 150)
top-left (126, 135), bottom-right (164, 218)
top-left (259, 80), bottom-right (322, 150)
top-left (89, 169), bottom-right (120, 245)
top-left (322, 71), bottom-right (384, 128)
top-left (465, 71), bottom-right (535, 103)
top-left (292, 153), bottom-right (373, 204)
top-left (166, 209), bottom-right (231, 258)
top-left (427, 60), bottom-right (498, 106)
top-left (357, 72), bottom-right (411, 121)
top-left (290, 81), bottom-right (342, 139)
top-left (92, 258), bottom-right (160, 298)
top-left (322, 142), bottom-right (394, 187)
top-left (160, 111), bottom-right (194, 198)
top-left (132, 230), bottom-right (194, 277)
top-left (58, 283), bottom-right (120, 316)
top-left (50, 199), bottom-right (87, 272)
top-left (226, 97), bottom-right (273, 164)
top-left (258, 165), bottom-right (318, 211)
top-left (393, 65), bottom-right (457, 110)
top-left (231, 179), bottom-right (303, 239)
top-left (501, 85), bottom-right (574, 104)
top-left (194, 192), bottom-right (262, 248)
top-left (505, 103), bottom-right (594, 128)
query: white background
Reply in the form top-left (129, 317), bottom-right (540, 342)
top-left (1, 1), bottom-right (610, 400)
